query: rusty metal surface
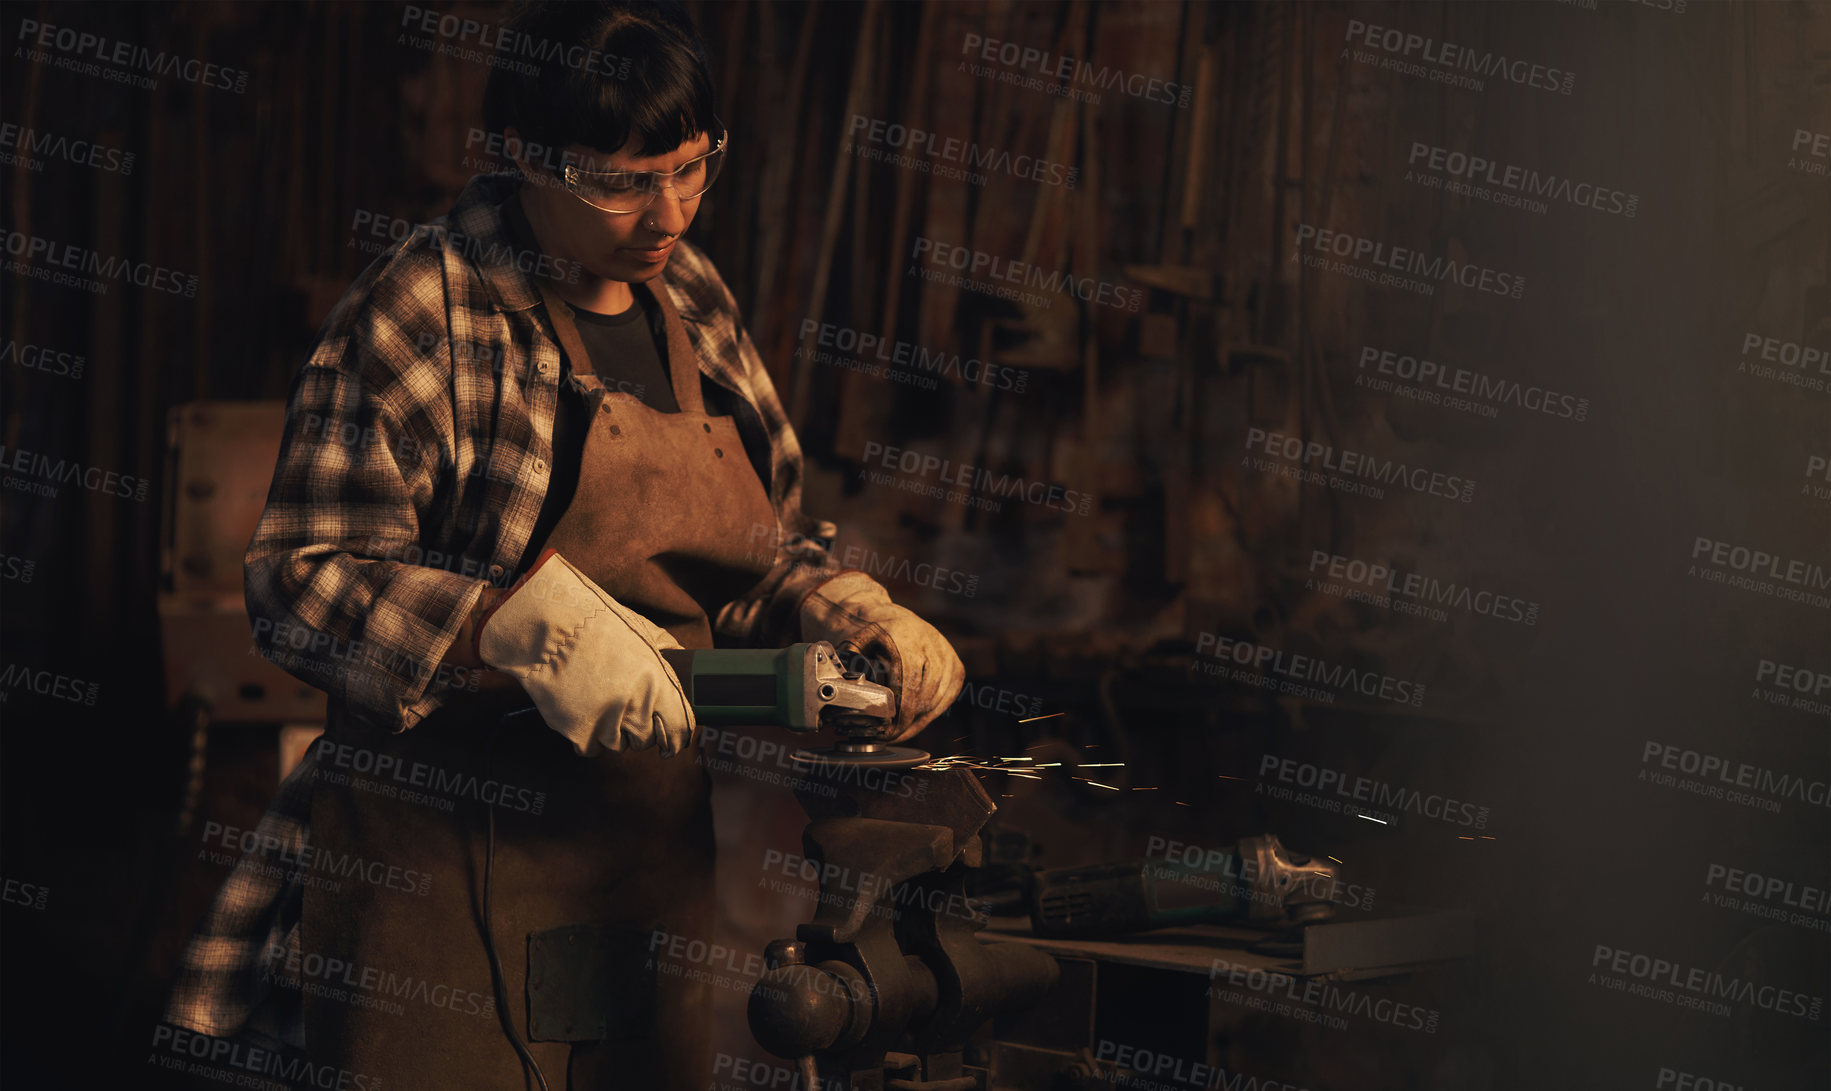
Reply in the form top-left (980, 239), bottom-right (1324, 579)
top-left (799, 818), bottom-right (955, 945)
top-left (794, 766), bottom-right (996, 861)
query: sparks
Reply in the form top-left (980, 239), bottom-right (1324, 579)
top-left (1018, 712), bottom-right (1065, 723)
top-left (915, 753), bottom-right (1134, 791)
top-left (922, 752), bottom-right (1068, 774)
top-left (1357, 815), bottom-right (1388, 825)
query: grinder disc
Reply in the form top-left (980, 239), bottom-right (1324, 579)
top-left (791, 744), bottom-right (930, 769)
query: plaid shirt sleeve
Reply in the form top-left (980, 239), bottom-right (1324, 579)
top-left (245, 243), bottom-right (490, 734)
top-left (164, 747), bottom-right (317, 1046)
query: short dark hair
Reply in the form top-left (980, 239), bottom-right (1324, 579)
top-left (482, 0), bottom-right (717, 165)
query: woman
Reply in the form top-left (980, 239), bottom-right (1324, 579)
top-left (167, 3), bottom-right (964, 1087)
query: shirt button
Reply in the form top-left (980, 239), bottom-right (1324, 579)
top-left (488, 564), bottom-right (504, 578)
top-left (714, 448), bottom-right (724, 458)
top-left (537, 361), bottom-right (549, 376)
top-left (702, 423), bottom-right (711, 433)
top-left (534, 458), bottom-right (547, 473)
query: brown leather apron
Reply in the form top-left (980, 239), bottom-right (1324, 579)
top-left (303, 279), bottom-right (775, 1090)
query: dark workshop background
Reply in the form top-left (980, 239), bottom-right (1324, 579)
top-left (3, 1), bottom-right (1828, 1089)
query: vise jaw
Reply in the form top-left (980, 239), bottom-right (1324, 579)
top-left (748, 767), bottom-right (1058, 1090)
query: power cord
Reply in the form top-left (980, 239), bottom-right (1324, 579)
top-left (481, 712), bottom-right (552, 1091)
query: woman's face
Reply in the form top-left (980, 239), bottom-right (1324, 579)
top-left (512, 127), bottom-right (712, 283)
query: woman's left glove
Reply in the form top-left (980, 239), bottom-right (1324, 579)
top-left (474, 550), bottom-right (695, 758)
top-left (799, 571), bottom-right (966, 743)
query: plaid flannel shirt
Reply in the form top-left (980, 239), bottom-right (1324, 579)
top-left (166, 172), bottom-right (840, 1044)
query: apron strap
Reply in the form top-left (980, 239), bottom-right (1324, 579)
top-left (643, 280), bottom-right (709, 416)
top-left (532, 279), bottom-right (599, 380)
top-left (532, 278), bottom-right (707, 416)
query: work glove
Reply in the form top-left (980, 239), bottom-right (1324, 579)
top-left (798, 571), bottom-right (965, 743)
top-left (474, 550), bottom-right (695, 757)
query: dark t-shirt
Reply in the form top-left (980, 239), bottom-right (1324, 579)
top-left (501, 192), bottom-right (677, 570)
top-left (570, 293), bottom-right (679, 414)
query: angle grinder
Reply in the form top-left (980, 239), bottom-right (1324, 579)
top-left (660, 641), bottom-right (928, 768)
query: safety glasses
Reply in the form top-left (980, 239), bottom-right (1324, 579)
top-left (558, 127), bottom-right (727, 214)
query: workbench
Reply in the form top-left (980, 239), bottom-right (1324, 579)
top-left (975, 915), bottom-right (1471, 1090)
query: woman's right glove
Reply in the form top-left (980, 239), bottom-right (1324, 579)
top-left (473, 550), bottom-right (694, 757)
top-left (798, 571), bottom-right (965, 743)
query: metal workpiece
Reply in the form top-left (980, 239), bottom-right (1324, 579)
top-left (749, 767), bottom-right (1060, 1088)
top-left (793, 764), bottom-right (996, 852)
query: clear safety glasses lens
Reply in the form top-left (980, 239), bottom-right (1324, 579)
top-left (561, 135), bottom-right (726, 214)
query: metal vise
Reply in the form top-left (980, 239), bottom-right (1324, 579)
top-left (748, 766), bottom-right (1059, 1090)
